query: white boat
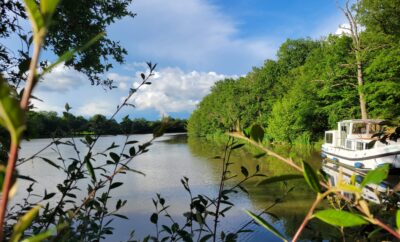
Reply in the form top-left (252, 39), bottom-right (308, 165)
top-left (321, 159), bottom-right (390, 204)
top-left (321, 119), bottom-right (400, 170)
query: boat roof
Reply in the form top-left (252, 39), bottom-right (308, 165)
top-left (340, 119), bottom-right (384, 124)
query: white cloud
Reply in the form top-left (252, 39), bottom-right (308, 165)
top-left (31, 99), bottom-right (63, 113)
top-left (77, 101), bottom-right (116, 117)
top-left (38, 64), bottom-right (86, 93)
top-left (110, 0), bottom-right (277, 74)
top-left (335, 23), bottom-right (352, 35)
top-left (128, 67), bottom-right (235, 116)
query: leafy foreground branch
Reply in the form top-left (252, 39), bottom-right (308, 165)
top-left (230, 128), bottom-right (400, 241)
top-left (0, 0), bottom-right (161, 241)
top-left (135, 137), bottom-right (292, 242)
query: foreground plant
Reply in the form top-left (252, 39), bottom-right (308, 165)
top-left (0, 0), bottom-right (159, 241)
top-left (230, 126), bottom-right (400, 241)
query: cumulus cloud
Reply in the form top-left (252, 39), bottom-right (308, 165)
top-left (127, 67), bottom-right (235, 116)
top-left (77, 101), bottom-right (116, 117)
top-left (31, 99), bottom-right (64, 113)
top-left (38, 64), bottom-right (86, 93)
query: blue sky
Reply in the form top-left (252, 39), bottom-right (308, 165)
top-left (22, 0), bottom-right (348, 120)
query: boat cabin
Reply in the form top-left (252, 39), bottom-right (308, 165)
top-left (324, 119), bottom-right (383, 150)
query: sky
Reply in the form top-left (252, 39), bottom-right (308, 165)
top-left (17, 0), bottom-right (349, 121)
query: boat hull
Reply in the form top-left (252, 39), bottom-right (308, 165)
top-left (321, 144), bottom-right (400, 170)
top-left (322, 159), bottom-right (390, 204)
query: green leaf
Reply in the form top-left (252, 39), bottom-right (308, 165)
top-left (21, 223), bottom-right (67, 242)
top-left (396, 210), bottom-right (400, 230)
top-left (40, 33), bottom-right (105, 77)
top-left (245, 210), bottom-right (287, 242)
top-left (257, 174), bottom-right (304, 186)
top-left (110, 182), bottom-right (123, 190)
top-left (129, 146), bottom-right (136, 156)
top-left (254, 153), bottom-right (266, 159)
top-left (231, 143), bottom-right (245, 150)
top-left (150, 213), bottom-right (158, 224)
top-left (112, 214), bottom-right (128, 219)
top-left (23, 0), bottom-right (44, 34)
top-left (302, 161), bottom-right (321, 193)
top-left (313, 209), bottom-right (368, 227)
top-left (250, 124), bottom-right (264, 143)
top-left (40, 0), bottom-right (61, 24)
top-left (361, 164), bottom-right (389, 188)
top-left (241, 166), bottom-right (249, 177)
top-left (40, 157), bottom-right (60, 170)
top-left (0, 78), bottom-right (26, 143)
top-left (110, 152), bottom-right (120, 163)
top-left (11, 205), bottom-right (41, 242)
top-left (199, 234), bottom-right (213, 242)
top-left (84, 153), bottom-right (96, 181)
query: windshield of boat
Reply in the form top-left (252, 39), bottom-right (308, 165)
top-left (352, 123), bottom-right (367, 134)
top-left (369, 123), bottom-right (381, 134)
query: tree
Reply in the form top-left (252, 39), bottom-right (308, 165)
top-left (0, 0), bottom-right (134, 88)
top-left (340, 0), bottom-right (368, 119)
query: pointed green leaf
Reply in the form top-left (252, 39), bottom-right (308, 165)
top-left (302, 161), bottom-right (321, 193)
top-left (245, 210), bottom-right (287, 242)
top-left (0, 78), bottom-right (26, 143)
top-left (257, 174), bottom-right (304, 186)
top-left (250, 124), bottom-right (264, 143)
top-left (110, 182), bottom-right (123, 190)
top-left (361, 164), bottom-right (389, 188)
top-left (313, 209), bottom-right (368, 227)
top-left (109, 152), bottom-right (120, 163)
top-left (40, 33), bottom-right (105, 77)
top-left (23, 0), bottom-right (44, 34)
top-left (241, 166), bottom-right (249, 177)
top-left (396, 210), bottom-right (400, 230)
top-left (11, 205), bottom-right (41, 242)
top-left (84, 153), bottom-right (96, 181)
top-left (231, 143), bottom-right (245, 150)
top-left (40, 0), bottom-right (61, 24)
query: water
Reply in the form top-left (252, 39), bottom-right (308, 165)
top-left (13, 134), bottom-right (335, 241)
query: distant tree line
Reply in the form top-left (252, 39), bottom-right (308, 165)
top-left (188, 0), bottom-right (400, 144)
top-left (24, 111), bottom-right (186, 138)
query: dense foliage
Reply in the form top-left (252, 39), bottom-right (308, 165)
top-left (0, 0), bottom-right (133, 88)
top-left (24, 111), bottom-right (186, 138)
top-left (188, 0), bottom-right (400, 143)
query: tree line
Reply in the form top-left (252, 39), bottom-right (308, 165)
top-left (24, 111), bottom-right (187, 138)
top-left (188, 0), bottom-right (400, 144)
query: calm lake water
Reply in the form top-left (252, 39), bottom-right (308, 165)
top-left (13, 133), bottom-right (336, 241)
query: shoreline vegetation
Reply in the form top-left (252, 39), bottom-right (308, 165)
top-left (187, 17), bottom-right (400, 144)
top-left (21, 110), bottom-right (187, 138)
top-left (1, 0), bottom-right (400, 241)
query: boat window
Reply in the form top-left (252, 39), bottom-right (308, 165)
top-left (352, 123), bottom-right (367, 134)
top-left (346, 140), bottom-right (353, 150)
top-left (325, 133), bottom-right (333, 144)
top-left (356, 142), bottom-right (364, 150)
top-left (369, 124), bottom-right (381, 134)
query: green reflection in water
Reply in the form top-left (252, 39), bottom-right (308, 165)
top-left (186, 135), bottom-right (341, 241)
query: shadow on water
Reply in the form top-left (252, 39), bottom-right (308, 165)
top-left (186, 135), bottom-right (342, 241)
top-left (17, 134), bottom-right (348, 241)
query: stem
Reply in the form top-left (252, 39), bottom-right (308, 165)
top-left (373, 218), bottom-right (400, 240)
top-left (0, 141), bottom-right (19, 241)
top-left (20, 34), bottom-right (43, 110)
top-left (292, 193), bottom-right (324, 242)
top-left (0, 31), bottom-right (44, 242)
top-left (212, 137), bottom-right (232, 242)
